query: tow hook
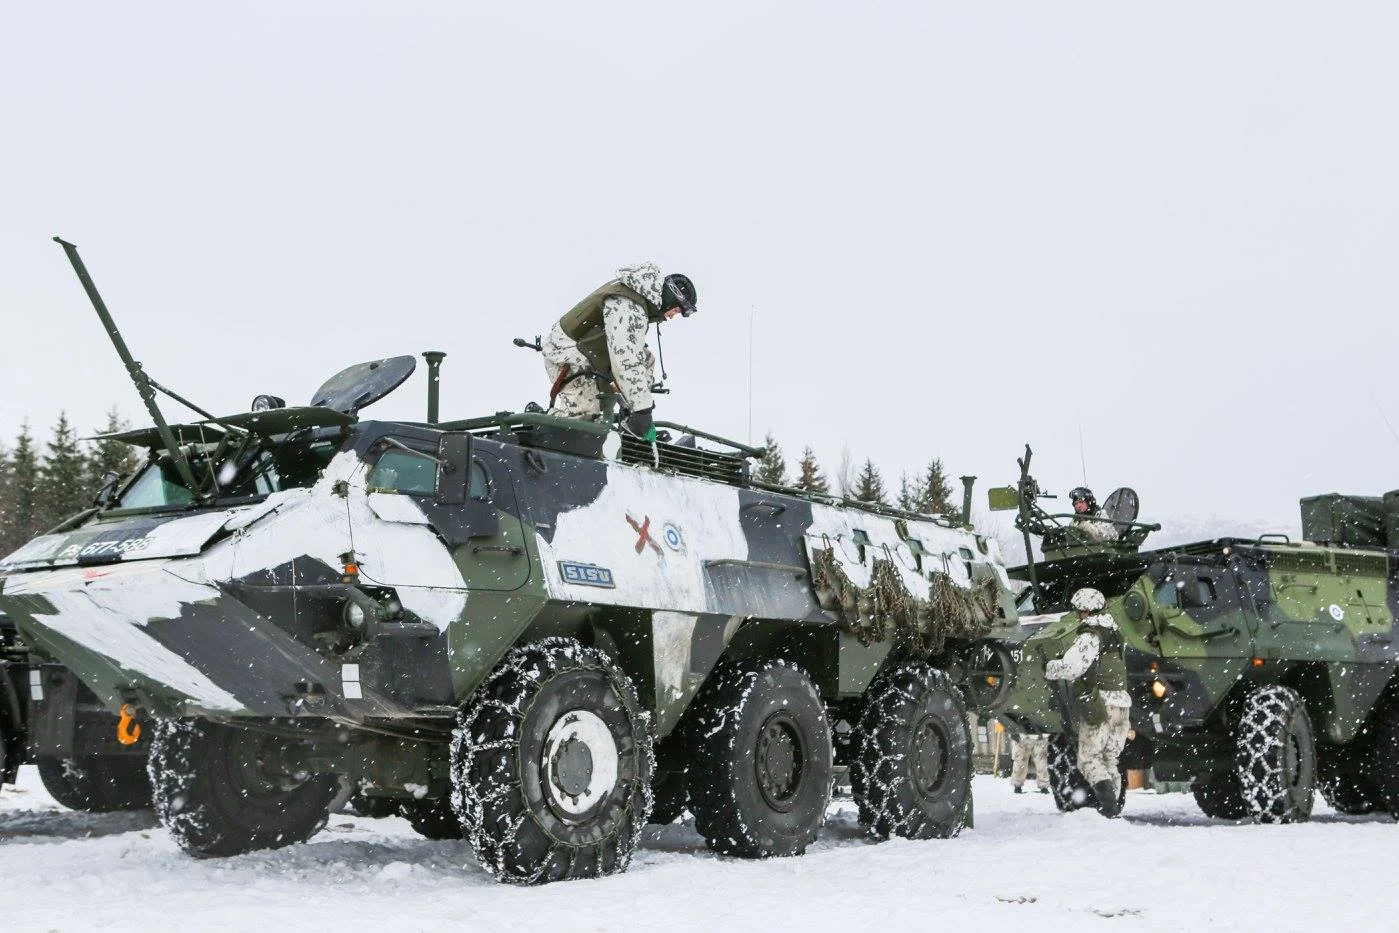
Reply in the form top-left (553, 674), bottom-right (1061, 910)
top-left (117, 704), bottom-right (142, 745)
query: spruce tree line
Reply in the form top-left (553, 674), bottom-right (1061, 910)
top-left (756, 433), bottom-right (958, 515)
top-left (0, 409), bottom-right (138, 555)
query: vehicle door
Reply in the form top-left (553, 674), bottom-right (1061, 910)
top-left (1149, 560), bottom-right (1255, 722)
top-left (358, 434), bottom-right (528, 593)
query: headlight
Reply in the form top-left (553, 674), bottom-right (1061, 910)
top-left (343, 601), bottom-right (367, 631)
top-left (251, 394), bottom-right (286, 412)
top-left (1151, 680), bottom-right (1169, 699)
top-left (1123, 591), bottom-right (1147, 622)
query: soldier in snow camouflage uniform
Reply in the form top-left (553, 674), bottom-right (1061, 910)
top-left (1045, 586), bottom-right (1131, 817)
top-left (543, 263), bottom-right (697, 438)
top-left (1010, 733), bottom-right (1050, 793)
top-left (1069, 487), bottom-right (1119, 543)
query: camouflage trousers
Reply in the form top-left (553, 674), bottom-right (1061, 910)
top-left (1011, 734), bottom-right (1050, 787)
top-left (1077, 705), bottom-right (1131, 789)
top-left (541, 323), bottom-right (655, 419)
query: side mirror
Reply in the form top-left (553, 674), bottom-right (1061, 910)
top-left (436, 433), bottom-right (471, 505)
top-left (987, 486), bottom-right (1019, 511)
top-left (93, 470), bottom-right (122, 507)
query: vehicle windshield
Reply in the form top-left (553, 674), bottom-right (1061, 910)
top-left (117, 437), bottom-right (340, 510)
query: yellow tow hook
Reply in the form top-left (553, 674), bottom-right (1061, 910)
top-left (117, 704), bottom-right (142, 745)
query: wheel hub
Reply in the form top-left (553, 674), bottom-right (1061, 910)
top-left (756, 714), bottom-right (804, 810)
top-left (542, 710), bottom-right (619, 821)
top-left (911, 715), bottom-right (949, 796)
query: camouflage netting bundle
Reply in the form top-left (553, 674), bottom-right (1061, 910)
top-left (810, 546), bottom-right (1000, 656)
top-left (811, 546), bottom-right (885, 644)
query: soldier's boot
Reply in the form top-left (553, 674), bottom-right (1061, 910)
top-left (1092, 779), bottom-right (1122, 818)
top-left (1013, 785), bottom-right (1023, 794)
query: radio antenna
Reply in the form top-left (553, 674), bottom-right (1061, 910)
top-left (747, 305), bottom-right (756, 445)
top-left (1078, 421), bottom-right (1088, 485)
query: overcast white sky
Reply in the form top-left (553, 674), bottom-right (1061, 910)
top-left (3, 2), bottom-right (1396, 532)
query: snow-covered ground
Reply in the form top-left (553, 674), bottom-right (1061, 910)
top-left (1, 767), bottom-right (1390, 932)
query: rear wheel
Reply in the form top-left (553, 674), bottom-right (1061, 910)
top-left (1234, 685), bottom-right (1315, 823)
top-left (452, 638), bottom-right (652, 884)
top-left (1191, 770), bottom-right (1249, 819)
top-left (36, 755), bottom-right (153, 812)
top-left (1366, 701), bottom-right (1399, 819)
top-left (1317, 744), bottom-right (1381, 816)
top-left (648, 771), bottom-right (687, 825)
top-left (850, 663), bottom-right (971, 840)
top-left (149, 720), bottom-right (338, 857)
top-left (688, 660), bottom-right (832, 858)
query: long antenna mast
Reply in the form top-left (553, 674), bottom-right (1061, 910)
top-left (53, 237), bottom-right (202, 496)
top-left (747, 305), bottom-right (755, 445)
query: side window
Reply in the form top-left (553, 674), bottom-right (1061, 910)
top-left (469, 460), bottom-right (490, 500)
top-left (1154, 575), bottom-right (1180, 608)
top-left (367, 449), bottom-right (437, 495)
top-left (1183, 575), bottom-right (1217, 608)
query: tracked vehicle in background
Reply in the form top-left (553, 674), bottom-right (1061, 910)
top-left (0, 240), bottom-right (1023, 882)
top-left (984, 447), bottom-right (1399, 823)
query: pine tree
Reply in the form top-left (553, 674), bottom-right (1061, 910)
top-left (86, 407), bottom-right (138, 495)
top-left (794, 446), bottom-right (829, 494)
top-left (37, 412), bottom-right (92, 531)
top-left (897, 471), bottom-right (926, 512)
top-left (756, 432), bottom-right (788, 485)
top-left (919, 458), bottom-right (956, 515)
top-left (0, 440), bottom-right (9, 553)
top-left (0, 423), bottom-right (41, 554)
top-left (853, 459), bottom-right (887, 505)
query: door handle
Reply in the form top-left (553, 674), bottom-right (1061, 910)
top-left (472, 545), bottom-right (524, 557)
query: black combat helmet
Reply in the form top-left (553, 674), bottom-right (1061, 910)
top-left (661, 273), bottom-right (698, 317)
top-left (1069, 487), bottom-right (1097, 510)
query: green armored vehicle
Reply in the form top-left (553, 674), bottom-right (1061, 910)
top-left (0, 240), bottom-right (1021, 882)
top-left (985, 448), bottom-right (1399, 823)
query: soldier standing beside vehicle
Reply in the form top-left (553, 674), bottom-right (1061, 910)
top-left (1010, 732), bottom-right (1050, 794)
top-left (1068, 487), bottom-right (1119, 543)
top-left (1045, 587), bottom-right (1131, 817)
top-left (542, 263), bottom-right (697, 440)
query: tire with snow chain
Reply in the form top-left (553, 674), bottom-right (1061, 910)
top-left (1233, 684), bottom-right (1315, 823)
top-left (451, 638), bottom-right (653, 884)
top-left (148, 719), bottom-right (338, 858)
top-left (687, 660), bottom-right (832, 859)
top-left (37, 755), bottom-right (153, 812)
top-left (1191, 770), bottom-right (1249, 819)
top-left (1047, 734), bottom-right (1126, 814)
top-left (405, 796), bottom-right (465, 839)
top-left (849, 663), bottom-right (971, 840)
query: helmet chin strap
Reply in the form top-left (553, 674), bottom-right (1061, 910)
top-left (654, 321), bottom-right (669, 381)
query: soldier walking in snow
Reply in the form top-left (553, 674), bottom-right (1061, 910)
top-left (1045, 587), bottom-right (1132, 817)
top-left (1010, 733), bottom-right (1050, 794)
top-left (542, 263), bottom-right (697, 440)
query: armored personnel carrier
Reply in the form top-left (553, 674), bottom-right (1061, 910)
top-left (0, 240), bottom-right (1021, 882)
top-left (984, 448), bottom-right (1399, 823)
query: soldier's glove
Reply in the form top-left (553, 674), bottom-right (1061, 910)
top-left (625, 407), bottom-right (657, 443)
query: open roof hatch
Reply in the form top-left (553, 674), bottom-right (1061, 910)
top-left (310, 356), bottom-right (417, 415)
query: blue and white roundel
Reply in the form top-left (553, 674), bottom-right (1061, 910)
top-left (662, 523), bottom-right (684, 552)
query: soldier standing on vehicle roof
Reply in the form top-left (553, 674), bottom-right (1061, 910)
top-left (1045, 587), bottom-right (1132, 817)
top-left (542, 263), bottom-right (697, 441)
top-left (1069, 487), bottom-right (1119, 543)
top-left (1010, 733), bottom-right (1051, 794)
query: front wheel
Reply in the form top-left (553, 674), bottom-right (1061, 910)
top-left (36, 755), bottom-right (153, 812)
top-left (452, 638), bottom-right (653, 884)
top-left (1191, 770), bottom-right (1249, 819)
top-left (850, 663), bottom-right (971, 840)
top-left (687, 660), bottom-right (832, 858)
top-left (149, 720), bottom-right (338, 858)
top-left (1234, 685), bottom-right (1315, 823)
